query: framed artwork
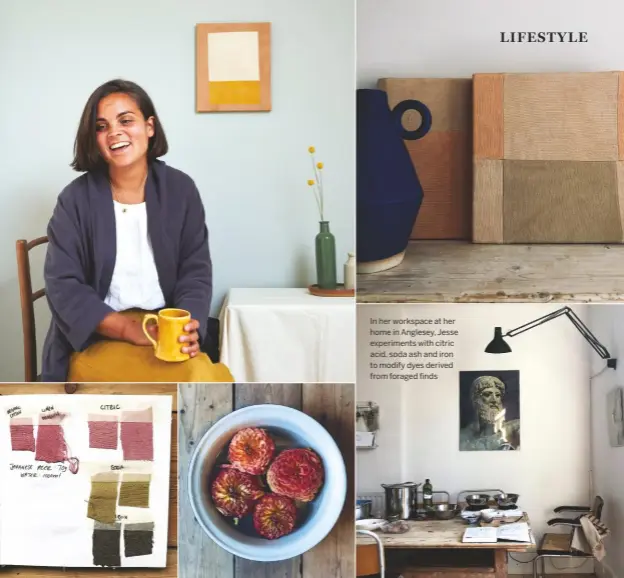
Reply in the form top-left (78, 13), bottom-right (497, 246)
top-left (195, 22), bottom-right (271, 112)
top-left (459, 370), bottom-right (520, 451)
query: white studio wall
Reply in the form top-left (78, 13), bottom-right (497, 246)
top-left (0, 0), bottom-right (355, 381)
top-left (357, 0), bottom-right (624, 88)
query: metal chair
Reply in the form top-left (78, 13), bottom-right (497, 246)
top-left (16, 236), bottom-right (48, 382)
top-left (357, 529), bottom-right (385, 578)
top-left (533, 496), bottom-right (604, 577)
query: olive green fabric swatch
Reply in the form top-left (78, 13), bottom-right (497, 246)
top-left (118, 474), bottom-right (151, 508)
top-left (87, 474), bottom-right (119, 524)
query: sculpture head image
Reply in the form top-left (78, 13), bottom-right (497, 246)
top-left (459, 371), bottom-right (520, 451)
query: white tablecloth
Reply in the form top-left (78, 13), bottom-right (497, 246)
top-left (219, 288), bottom-right (355, 383)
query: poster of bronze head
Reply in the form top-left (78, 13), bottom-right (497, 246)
top-left (459, 371), bottom-right (520, 451)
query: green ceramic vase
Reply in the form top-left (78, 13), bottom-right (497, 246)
top-left (315, 221), bottom-right (337, 289)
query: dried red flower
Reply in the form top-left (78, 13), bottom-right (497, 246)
top-left (210, 466), bottom-right (264, 517)
top-left (228, 427), bottom-right (276, 475)
top-left (266, 448), bottom-right (324, 502)
top-left (253, 494), bottom-right (297, 539)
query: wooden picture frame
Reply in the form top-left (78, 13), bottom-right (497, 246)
top-left (195, 22), bottom-right (271, 112)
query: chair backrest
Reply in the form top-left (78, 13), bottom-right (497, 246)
top-left (16, 236), bottom-right (48, 382)
top-left (593, 495), bottom-right (604, 521)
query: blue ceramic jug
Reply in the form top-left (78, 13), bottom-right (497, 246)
top-left (356, 88), bottom-right (432, 272)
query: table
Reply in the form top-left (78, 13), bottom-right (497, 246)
top-left (356, 518), bottom-right (535, 578)
top-left (219, 288), bottom-right (356, 382)
top-left (0, 382), bottom-right (178, 578)
top-left (357, 240), bottom-right (624, 303)
top-left (178, 382), bottom-right (355, 578)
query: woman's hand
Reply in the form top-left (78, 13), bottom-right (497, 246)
top-left (98, 312), bottom-right (154, 345)
top-left (179, 319), bottom-right (200, 357)
top-left (123, 317), bottom-right (156, 346)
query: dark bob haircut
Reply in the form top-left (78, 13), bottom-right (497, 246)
top-left (71, 79), bottom-right (168, 172)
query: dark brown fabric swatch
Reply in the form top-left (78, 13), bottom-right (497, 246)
top-left (92, 522), bottom-right (121, 568)
top-left (124, 522), bottom-right (154, 558)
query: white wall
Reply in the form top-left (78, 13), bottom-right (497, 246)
top-left (358, 304), bottom-right (593, 574)
top-left (357, 0), bottom-right (624, 88)
top-left (0, 0), bottom-right (355, 381)
top-left (588, 305), bottom-right (624, 578)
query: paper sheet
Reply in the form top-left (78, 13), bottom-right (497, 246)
top-left (0, 395), bottom-right (172, 568)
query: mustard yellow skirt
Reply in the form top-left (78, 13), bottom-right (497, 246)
top-left (68, 311), bottom-right (234, 383)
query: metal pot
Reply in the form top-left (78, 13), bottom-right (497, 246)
top-left (356, 499), bottom-right (372, 520)
top-left (381, 482), bottom-right (420, 520)
top-left (433, 503), bottom-right (458, 520)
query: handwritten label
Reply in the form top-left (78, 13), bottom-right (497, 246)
top-left (116, 515), bottom-right (128, 520)
top-left (7, 406), bottom-right (21, 418)
top-left (10, 463), bottom-right (67, 478)
top-left (111, 465), bottom-right (124, 471)
top-left (42, 406), bottom-right (54, 413)
top-left (100, 405), bottom-right (121, 410)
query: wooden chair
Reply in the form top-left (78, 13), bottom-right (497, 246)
top-left (16, 236), bottom-right (48, 381)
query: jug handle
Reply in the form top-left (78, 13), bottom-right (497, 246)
top-left (392, 99), bottom-right (432, 141)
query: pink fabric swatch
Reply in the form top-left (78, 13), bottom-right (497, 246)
top-left (121, 422), bottom-right (153, 461)
top-left (10, 421), bottom-right (35, 452)
top-left (35, 424), bottom-right (68, 463)
top-left (89, 421), bottom-right (119, 450)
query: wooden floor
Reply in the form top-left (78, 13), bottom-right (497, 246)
top-left (178, 382), bottom-right (355, 578)
top-left (357, 241), bottom-right (624, 303)
top-left (0, 383), bottom-right (178, 578)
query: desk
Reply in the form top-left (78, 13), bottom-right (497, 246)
top-left (357, 518), bottom-right (535, 578)
top-left (219, 288), bottom-right (356, 382)
top-left (178, 382), bottom-right (355, 578)
top-left (0, 382), bottom-right (178, 577)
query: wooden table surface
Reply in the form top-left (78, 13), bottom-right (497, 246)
top-left (356, 518), bottom-right (535, 551)
top-left (178, 382), bottom-right (355, 578)
top-left (357, 240), bottom-right (624, 303)
top-left (0, 382), bottom-right (178, 577)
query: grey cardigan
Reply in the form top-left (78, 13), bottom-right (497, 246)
top-left (42, 160), bottom-right (212, 382)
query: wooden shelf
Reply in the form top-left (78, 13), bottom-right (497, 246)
top-left (357, 240), bottom-right (624, 303)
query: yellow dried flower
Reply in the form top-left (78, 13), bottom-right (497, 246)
top-left (316, 162), bottom-right (324, 169)
top-left (308, 146), bottom-right (315, 154)
top-left (307, 180), bottom-right (315, 186)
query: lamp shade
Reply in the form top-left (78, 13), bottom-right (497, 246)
top-left (485, 327), bottom-right (512, 354)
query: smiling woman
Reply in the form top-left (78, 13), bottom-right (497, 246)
top-left (42, 78), bottom-right (234, 383)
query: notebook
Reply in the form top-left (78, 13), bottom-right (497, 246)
top-left (462, 522), bottom-right (531, 544)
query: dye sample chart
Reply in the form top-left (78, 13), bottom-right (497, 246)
top-left (0, 395), bottom-right (171, 569)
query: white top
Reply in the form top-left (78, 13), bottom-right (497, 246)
top-left (104, 201), bottom-right (166, 312)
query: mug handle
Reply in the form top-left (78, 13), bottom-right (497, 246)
top-left (392, 99), bottom-right (433, 141)
top-left (142, 314), bottom-right (159, 349)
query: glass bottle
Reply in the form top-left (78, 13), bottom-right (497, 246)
top-left (423, 478), bottom-right (433, 510)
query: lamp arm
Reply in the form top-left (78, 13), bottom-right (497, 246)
top-left (505, 306), bottom-right (612, 360)
top-left (505, 307), bottom-right (570, 337)
top-left (563, 308), bottom-right (611, 360)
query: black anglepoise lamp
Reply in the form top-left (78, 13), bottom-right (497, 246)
top-left (485, 306), bottom-right (617, 369)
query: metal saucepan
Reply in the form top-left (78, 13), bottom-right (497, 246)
top-left (465, 493), bottom-right (491, 507)
top-left (381, 482), bottom-right (420, 520)
top-left (356, 499), bottom-right (372, 520)
top-left (432, 503), bottom-right (459, 520)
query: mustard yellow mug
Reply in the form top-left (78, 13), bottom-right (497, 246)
top-left (142, 308), bottom-right (191, 362)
